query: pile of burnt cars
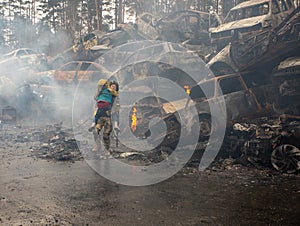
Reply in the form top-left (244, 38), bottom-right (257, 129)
top-left (208, 0), bottom-right (300, 75)
top-left (209, 0), bottom-right (296, 51)
top-left (0, 48), bottom-right (48, 73)
top-left (130, 51), bottom-right (300, 173)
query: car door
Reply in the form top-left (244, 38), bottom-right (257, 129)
top-left (217, 76), bottom-right (258, 121)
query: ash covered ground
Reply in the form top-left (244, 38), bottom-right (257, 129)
top-left (0, 119), bottom-right (299, 225)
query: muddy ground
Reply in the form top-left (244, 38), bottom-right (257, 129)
top-left (0, 121), bottom-right (299, 226)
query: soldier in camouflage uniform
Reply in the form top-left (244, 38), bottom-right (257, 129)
top-left (93, 79), bottom-right (119, 157)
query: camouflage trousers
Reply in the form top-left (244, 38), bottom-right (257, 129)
top-left (93, 116), bottom-right (112, 150)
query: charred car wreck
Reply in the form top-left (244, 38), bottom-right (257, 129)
top-left (0, 48), bottom-right (48, 74)
top-left (142, 72), bottom-right (276, 146)
top-left (208, 2), bottom-right (300, 76)
top-left (226, 115), bottom-right (300, 174)
top-left (49, 9), bottom-right (221, 69)
top-left (209, 0), bottom-right (296, 51)
top-left (132, 49), bottom-right (300, 173)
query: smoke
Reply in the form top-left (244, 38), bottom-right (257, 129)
top-left (0, 16), bottom-right (82, 125)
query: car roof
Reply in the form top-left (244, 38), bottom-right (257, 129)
top-left (3, 48), bottom-right (37, 56)
top-left (157, 10), bottom-right (211, 23)
top-left (276, 56), bottom-right (300, 69)
top-left (231, 0), bottom-right (269, 11)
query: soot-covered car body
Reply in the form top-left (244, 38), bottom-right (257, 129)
top-left (0, 48), bottom-right (48, 73)
top-left (210, 0), bottom-right (296, 50)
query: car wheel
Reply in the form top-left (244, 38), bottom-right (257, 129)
top-left (199, 115), bottom-right (212, 139)
top-left (271, 144), bottom-right (300, 174)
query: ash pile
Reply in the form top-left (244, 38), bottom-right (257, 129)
top-left (27, 123), bottom-right (83, 162)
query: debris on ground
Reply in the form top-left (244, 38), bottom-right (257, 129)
top-left (218, 115), bottom-right (300, 174)
top-left (29, 124), bottom-right (83, 162)
top-left (0, 123), bottom-right (83, 162)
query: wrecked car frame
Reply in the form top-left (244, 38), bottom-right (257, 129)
top-left (208, 4), bottom-right (300, 76)
top-left (210, 0), bottom-right (296, 51)
top-left (155, 10), bottom-right (221, 45)
top-left (136, 72), bottom-right (278, 149)
top-left (272, 56), bottom-right (300, 114)
top-left (0, 48), bottom-right (48, 73)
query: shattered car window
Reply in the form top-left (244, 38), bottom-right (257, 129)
top-left (81, 62), bottom-right (97, 71)
top-left (60, 62), bottom-right (79, 71)
top-left (225, 3), bottom-right (270, 22)
top-left (272, 0), bottom-right (281, 14)
top-left (218, 77), bottom-right (244, 95)
top-left (285, 0), bottom-right (293, 8)
top-left (259, 3), bottom-right (270, 15)
top-left (26, 49), bottom-right (38, 55)
top-left (278, 0), bottom-right (288, 11)
top-left (80, 62), bottom-right (91, 71)
top-left (16, 50), bottom-right (27, 56)
top-left (190, 80), bottom-right (215, 100)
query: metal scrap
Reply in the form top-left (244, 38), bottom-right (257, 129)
top-left (225, 116), bottom-right (300, 173)
top-left (208, 5), bottom-right (300, 76)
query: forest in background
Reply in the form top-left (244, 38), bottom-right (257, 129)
top-left (0, 0), bottom-right (299, 56)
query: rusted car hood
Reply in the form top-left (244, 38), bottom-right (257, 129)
top-left (210, 16), bottom-right (267, 33)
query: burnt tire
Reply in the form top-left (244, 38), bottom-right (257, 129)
top-left (198, 115), bottom-right (212, 140)
top-left (271, 144), bottom-right (300, 174)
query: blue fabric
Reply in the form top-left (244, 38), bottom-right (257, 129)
top-left (96, 88), bottom-right (113, 104)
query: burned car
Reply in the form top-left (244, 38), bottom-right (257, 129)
top-left (210, 0), bottom-right (296, 51)
top-left (135, 72), bottom-right (278, 149)
top-left (0, 48), bottom-right (48, 73)
top-left (208, 4), bottom-right (300, 76)
top-left (135, 13), bottom-right (160, 40)
top-left (49, 24), bottom-right (150, 69)
top-left (49, 32), bottom-right (102, 69)
top-left (45, 61), bottom-right (107, 84)
top-left (135, 10), bottom-right (221, 45)
top-left (225, 115), bottom-right (300, 174)
top-left (50, 10), bottom-right (221, 69)
top-left (134, 71), bottom-right (300, 174)
top-left (31, 60), bottom-right (108, 99)
top-left (155, 10), bottom-right (221, 45)
top-left (27, 60), bottom-right (109, 121)
top-left (272, 56), bottom-right (300, 114)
